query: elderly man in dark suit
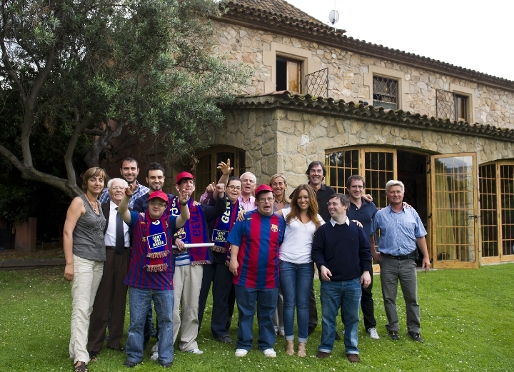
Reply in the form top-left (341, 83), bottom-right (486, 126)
top-left (88, 178), bottom-right (131, 359)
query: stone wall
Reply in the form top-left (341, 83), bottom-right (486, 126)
top-left (213, 20), bottom-right (514, 129)
top-left (216, 105), bottom-right (514, 193)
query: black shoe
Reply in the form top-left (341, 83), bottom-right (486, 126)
top-left (388, 331), bottom-right (399, 340)
top-left (408, 332), bottom-right (424, 343)
top-left (316, 351), bottom-right (331, 359)
top-left (216, 335), bottom-right (232, 343)
top-left (108, 346), bottom-right (124, 352)
top-left (124, 360), bottom-right (138, 368)
top-left (161, 362), bottom-right (173, 368)
top-left (335, 332), bottom-right (341, 341)
top-left (88, 351), bottom-right (99, 361)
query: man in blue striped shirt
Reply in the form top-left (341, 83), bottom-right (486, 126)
top-left (370, 180), bottom-right (430, 343)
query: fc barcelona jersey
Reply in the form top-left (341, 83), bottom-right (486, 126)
top-left (227, 210), bottom-right (285, 289)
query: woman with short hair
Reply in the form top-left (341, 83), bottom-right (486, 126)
top-left (63, 167), bottom-right (107, 372)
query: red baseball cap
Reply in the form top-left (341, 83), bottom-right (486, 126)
top-left (176, 171), bottom-right (194, 184)
top-left (255, 184), bottom-right (273, 198)
top-left (148, 190), bottom-right (168, 204)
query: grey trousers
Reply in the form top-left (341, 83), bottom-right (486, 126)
top-left (379, 256), bottom-right (421, 334)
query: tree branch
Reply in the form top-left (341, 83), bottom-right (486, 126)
top-left (0, 144), bottom-right (79, 198)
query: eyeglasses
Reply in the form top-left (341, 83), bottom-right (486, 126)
top-left (258, 197), bottom-right (274, 203)
top-left (227, 185), bottom-right (241, 190)
top-left (149, 201), bottom-right (167, 207)
top-left (111, 186), bottom-right (125, 191)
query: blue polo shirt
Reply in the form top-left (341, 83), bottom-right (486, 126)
top-left (346, 199), bottom-right (377, 237)
top-left (370, 205), bottom-right (426, 256)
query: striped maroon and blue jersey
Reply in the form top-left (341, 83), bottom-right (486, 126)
top-left (124, 211), bottom-right (177, 290)
top-left (227, 210), bottom-right (285, 289)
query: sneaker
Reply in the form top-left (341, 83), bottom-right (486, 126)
top-left (187, 348), bottom-right (203, 354)
top-left (150, 351), bottom-right (159, 361)
top-left (263, 348), bottom-right (276, 358)
top-left (408, 332), bottom-right (424, 343)
top-left (367, 327), bottom-right (380, 339)
top-left (235, 349), bottom-right (248, 357)
top-left (151, 342), bottom-right (159, 353)
top-left (388, 330), bottom-right (400, 340)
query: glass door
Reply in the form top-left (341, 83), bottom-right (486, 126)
top-left (430, 153), bottom-right (479, 268)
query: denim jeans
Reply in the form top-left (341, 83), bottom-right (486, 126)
top-left (319, 278), bottom-right (361, 355)
top-left (234, 285), bottom-right (278, 351)
top-left (279, 260), bottom-right (313, 342)
top-left (125, 287), bottom-right (174, 365)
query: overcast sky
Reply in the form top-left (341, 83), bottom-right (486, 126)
top-left (285, 0), bottom-right (514, 81)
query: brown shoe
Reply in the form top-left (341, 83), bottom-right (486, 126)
top-left (347, 354), bottom-right (360, 363)
top-left (316, 351), bottom-right (331, 359)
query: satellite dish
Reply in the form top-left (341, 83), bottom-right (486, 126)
top-left (329, 10), bottom-right (339, 25)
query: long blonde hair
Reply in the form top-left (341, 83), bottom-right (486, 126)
top-left (286, 184), bottom-right (321, 229)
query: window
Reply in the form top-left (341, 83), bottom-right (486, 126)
top-left (326, 148), bottom-right (396, 209)
top-left (436, 89), bottom-right (469, 121)
top-left (194, 146), bottom-right (246, 200)
top-left (479, 162), bottom-right (514, 260)
top-left (276, 57), bottom-right (301, 93)
top-left (372, 76), bottom-right (399, 110)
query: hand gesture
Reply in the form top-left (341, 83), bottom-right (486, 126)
top-left (205, 182), bottom-right (215, 194)
top-left (217, 158), bottom-right (233, 176)
top-left (178, 189), bottom-right (190, 205)
top-left (125, 183), bottom-right (137, 197)
top-left (216, 183), bottom-right (225, 195)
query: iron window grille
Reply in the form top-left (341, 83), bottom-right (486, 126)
top-left (436, 89), bottom-right (468, 121)
top-left (372, 76), bottom-right (398, 110)
top-left (305, 68), bottom-right (328, 97)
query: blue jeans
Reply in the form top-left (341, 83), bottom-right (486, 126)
top-left (319, 278), bottom-right (361, 355)
top-left (234, 285), bottom-right (278, 351)
top-left (279, 260), bottom-right (313, 342)
top-left (125, 287), bottom-right (174, 365)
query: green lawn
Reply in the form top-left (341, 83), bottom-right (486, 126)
top-left (1, 264), bottom-right (513, 371)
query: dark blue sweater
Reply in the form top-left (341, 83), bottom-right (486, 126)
top-left (312, 220), bottom-right (372, 281)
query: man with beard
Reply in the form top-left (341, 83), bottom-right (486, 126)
top-left (99, 157), bottom-right (149, 209)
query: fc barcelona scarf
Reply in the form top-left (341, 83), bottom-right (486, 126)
top-left (142, 211), bottom-right (170, 272)
top-left (212, 200), bottom-right (240, 253)
top-left (170, 197), bottom-right (210, 265)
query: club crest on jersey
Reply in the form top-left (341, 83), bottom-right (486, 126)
top-left (175, 227), bottom-right (186, 240)
top-left (271, 224), bottom-right (278, 232)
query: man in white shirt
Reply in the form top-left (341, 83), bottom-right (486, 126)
top-left (88, 178), bottom-right (131, 359)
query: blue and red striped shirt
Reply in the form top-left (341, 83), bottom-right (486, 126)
top-left (227, 210), bottom-right (285, 289)
top-left (124, 211), bottom-right (177, 290)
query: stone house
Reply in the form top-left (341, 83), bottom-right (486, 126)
top-left (190, 0), bottom-right (514, 268)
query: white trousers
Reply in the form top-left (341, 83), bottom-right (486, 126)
top-left (173, 264), bottom-right (203, 351)
top-left (69, 254), bottom-right (103, 364)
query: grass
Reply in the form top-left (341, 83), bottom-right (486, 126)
top-left (1, 264), bottom-right (513, 371)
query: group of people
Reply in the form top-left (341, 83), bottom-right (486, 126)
top-left (62, 157), bottom-right (430, 371)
